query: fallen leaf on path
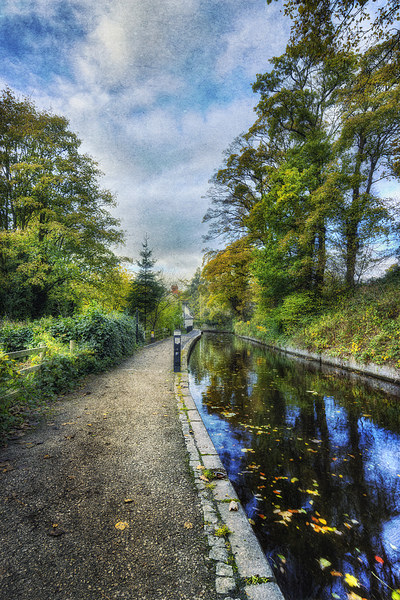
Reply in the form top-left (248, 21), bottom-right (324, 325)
top-left (124, 498), bottom-right (134, 504)
top-left (229, 501), bottom-right (239, 511)
top-left (115, 521), bottom-right (129, 530)
top-left (184, 522), bottom-right (193, 529)
top-left (43, 455), bottom-right (53, 459)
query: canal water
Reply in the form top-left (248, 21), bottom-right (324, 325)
top-left (188, 333), bottom-right (400, 600)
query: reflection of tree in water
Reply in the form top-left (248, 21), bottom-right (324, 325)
top-left (189, 334), bottom-right (400, 600)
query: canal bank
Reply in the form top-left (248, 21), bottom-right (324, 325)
top-left (188, 331), bottom-right (400, 600)
top-left (231, 334), bottom-right (400, 387)
top-left (176, 332), bottom-right (285, 600)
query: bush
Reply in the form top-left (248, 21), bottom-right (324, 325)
top-left (0, 310), bottom-right (139, 438)
top-left (0, 322), bottom-right (35, 351)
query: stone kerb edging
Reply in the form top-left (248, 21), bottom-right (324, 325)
top-left (176, 332), bottom-right (285, 600)
top-left (237, 335), bottom-right (400, 385)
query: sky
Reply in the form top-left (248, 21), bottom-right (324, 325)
top-left (0, 0), bottom-right (290, 280)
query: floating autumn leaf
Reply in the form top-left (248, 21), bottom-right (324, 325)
top-left (330, 570), bottom-right (343, 577)
top-left (374, 555), bottom-right (384, 564)
top-left (392, 590), bottom-right (400, 600)
top-left (318, 558), bottom-right (331, 570)
top-left (344, 573), bottom-right (360, 588)
top-left (277, 554), bottom-right (286, 564)
top-left (241, 448), bottom-right (255, 453)
top-left (115, 521), bottom-right (129, 530)
top-left (347, 593), bottom-right (367, 600)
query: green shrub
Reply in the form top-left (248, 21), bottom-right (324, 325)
top-left (0, 322), bottom-right (35, 351)
top-left (0, 309), bottom-right (139, 438)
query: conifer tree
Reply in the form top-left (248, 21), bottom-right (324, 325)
top-left (127, 236), bottom-right (165, 329)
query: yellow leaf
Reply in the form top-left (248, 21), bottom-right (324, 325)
top-left (115, 521), bottom-right (129, 530)
top-left (184, 522), bottom-right (193, 529)
top-left (124, 498), bottom-right (134, 503)
top-left (344, 573), bottom-right (360, 588)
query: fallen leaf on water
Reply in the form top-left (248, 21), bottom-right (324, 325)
top-left (115, 521), bottom-right (129, 530)
top-left (374, 555), bottom-right (384, 564)
top-left (318, 558), bottom-right (331, 570)
top-left (277, 554), bottom-right (286, 564)
top-left (392, 590), bottom-right (400, 600)
top-left (184, 522), bottom-right (193, 529)
top-left (248, 518), bottom-right (256, 525)
top-left (331, 570), bottom-right (343, 577)
top-left (347, 594), bottom-right (367, 600)
top-left (344, 573), bottom-right (360, 588)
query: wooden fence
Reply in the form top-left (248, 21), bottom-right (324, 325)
top-left (2, 346), bottom-right (47, 400)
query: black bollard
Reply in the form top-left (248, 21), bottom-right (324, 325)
top-left (173, 330), bottom-right (181, 372)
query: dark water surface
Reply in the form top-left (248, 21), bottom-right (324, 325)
top-left (188, 333), bottom-right (400, 600)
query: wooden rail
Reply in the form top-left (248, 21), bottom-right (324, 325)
top-left (2, 347), bottom-right (47, 399)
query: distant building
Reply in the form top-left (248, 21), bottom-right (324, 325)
top-left (183, 303), bottom-right (194, 332)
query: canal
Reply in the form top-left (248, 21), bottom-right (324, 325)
top-left (188, 333), bottom-right (400, 600)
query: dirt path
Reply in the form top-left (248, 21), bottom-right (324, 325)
top-left (0, 339), bottom-right (218, 600)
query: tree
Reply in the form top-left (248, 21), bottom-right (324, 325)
top-left (202, 238), bottom-right (254, 320)
top-left (0, 88), bottom-right (124, 318)
top-left (270, 0), bottom-right (400, 52)
top-left (127, 237), bottom-right (165, 330)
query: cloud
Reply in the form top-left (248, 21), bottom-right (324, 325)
top-left (0, 0), bottom-right (290, 279)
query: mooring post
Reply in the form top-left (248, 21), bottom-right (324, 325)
top-left (173, 329), bottom-right (181, 372)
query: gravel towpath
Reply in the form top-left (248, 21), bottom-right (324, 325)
top-left (0, 337), bottom-right (218, 600)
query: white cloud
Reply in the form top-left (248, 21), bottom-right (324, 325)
top-left (216, 3), bottom-right (289, 78)
top-left (1, 0), bottom-right (290, 278)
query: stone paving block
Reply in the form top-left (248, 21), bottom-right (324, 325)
top-left (181, 395), bottom-right (197, 410)
top-left (209, 546), bottom-right (229, 562)
top-left (245, 583), bottom-right (285, 600)
top-left (216, 563), bottom-right (233, 577)
top-left (208, 535), bottom-right (226, 548)
top-left (218, 503), bottom-right (274, 579)
top-left (186, 409), bottom-right (202, 421)
top-left (190, 421), bottom-right (218, 455)
top-left (202, 454), bottom-right (224, 470)
top-left (212, 478), bottom-right (238, 501)
top-left (203, 509), bottom-right (219, 524)
top-left (215, 577), bottom-right (236, 594)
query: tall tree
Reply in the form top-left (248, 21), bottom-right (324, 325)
top-left (127, 237), bottom-right (165, 330)
top-left (0, 88), bottom-right (124, 318)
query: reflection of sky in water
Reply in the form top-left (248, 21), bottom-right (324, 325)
top-left (189, 334), bottom-right (400, 600)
